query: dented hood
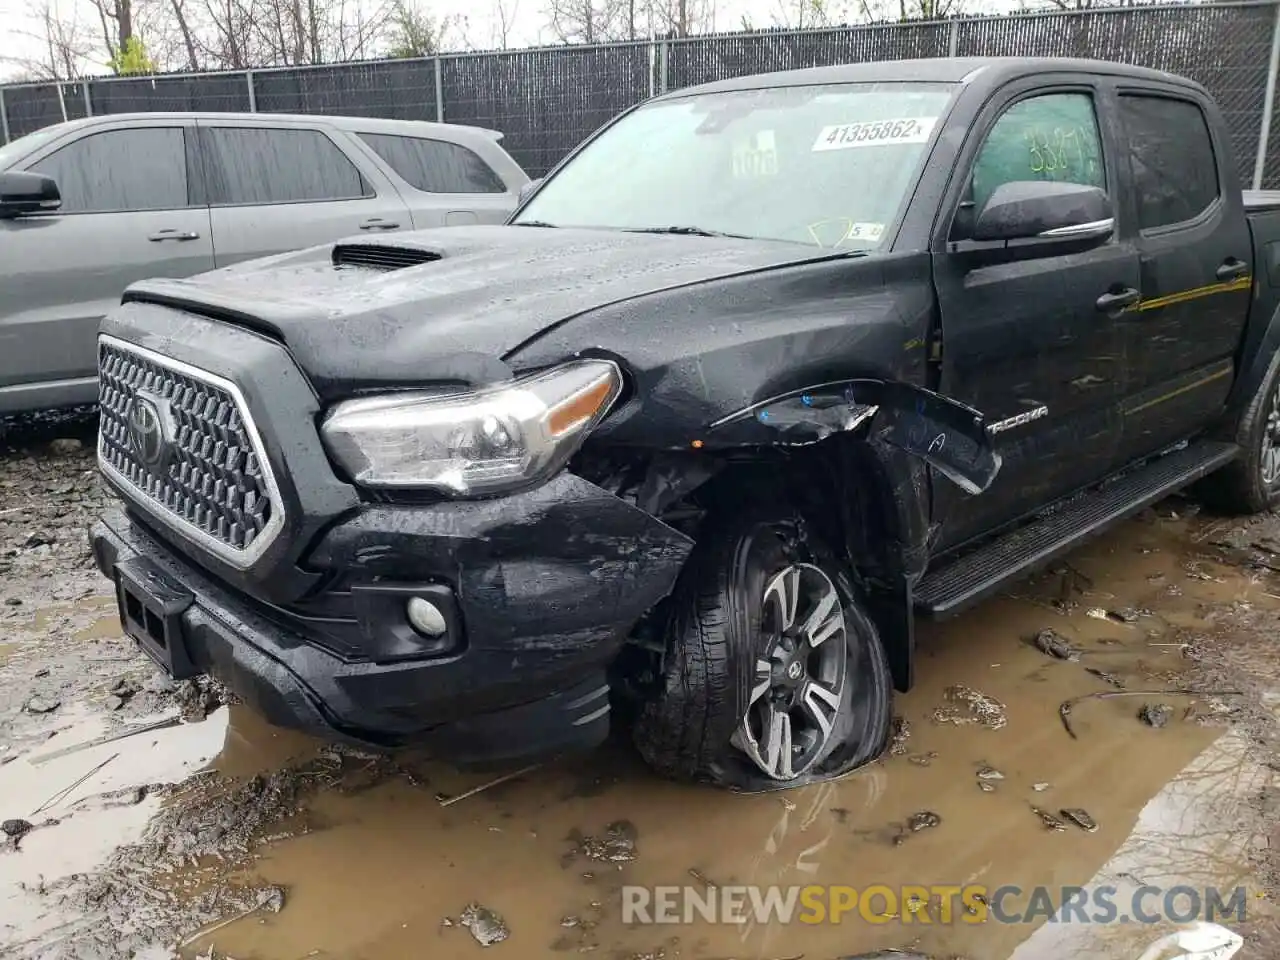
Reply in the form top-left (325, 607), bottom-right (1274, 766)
top-left (122, 225), bottom-right (840, 399)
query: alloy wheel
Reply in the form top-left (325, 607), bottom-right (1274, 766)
top-left (732, 563), bottom-right (848, 781)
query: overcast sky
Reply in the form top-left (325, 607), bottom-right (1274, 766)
top-left (0, 0), bottom-right (1026, 81)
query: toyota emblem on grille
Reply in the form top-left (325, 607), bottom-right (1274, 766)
top-left (126, 393), bottom-right (170, 471)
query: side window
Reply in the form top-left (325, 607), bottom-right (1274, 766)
top-left (203, 127), bottom-right (369, 206)
top-left (1118, 94), bottom-right (1219, 230)
top-left (356, 133), bottom-right (507, 194)
top-left (969, 93), bottom-right (1106, 215)
top-left (27, 127), bottom-right (189, 214)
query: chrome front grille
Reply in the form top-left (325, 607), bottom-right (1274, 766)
top-left (97, 336), bottom-right (284, 566)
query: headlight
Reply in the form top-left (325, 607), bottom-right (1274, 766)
top-left (320, 359), bottom-right (623, 496)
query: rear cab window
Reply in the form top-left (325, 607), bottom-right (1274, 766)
top-left (201, 126), bottom-right (371, 206)
top-left (356, 133), bottom-right (507, 194)
top-left (1116, 93), bottom-right (1220, 231)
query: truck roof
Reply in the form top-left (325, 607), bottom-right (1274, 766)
top-left (659, 56), bottom-right (1205, 100)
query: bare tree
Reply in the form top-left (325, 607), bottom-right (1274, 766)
top-left (545, 0), bottom-right (624, 44)
top-left (2, 0), bottom-right (96, 80)
top-left (492, 0), bottom-right (521, 48)
top-left (770, 0), bottom-right (833, 28)
top-left (86, 0), bottom-right (135, 62)
top-left (650, 0), bottom-right (715, 36)
top-left (384, 0), bottom-right (455, 57)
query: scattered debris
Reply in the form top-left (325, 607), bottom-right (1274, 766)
top-left (31, 752), bottom-right (119, 816)
top-left (930, 685), bottom-right (1007, 730)
top-left (568, 820), bottom-right (639, 863)
top-left (906, 752), bottom-right (938, 767)
top-left (1139, 703), bottom-right (1173, 728)
top-left (437, 763), bottom-right (540, 808)
top-left (1086, 607), bottom-right (1110, 621)
top-left (906, 811), bottom-right (941, 832)
top-left (1031, 807), bottom-right (1067, 832)
top-left (459, 903), bottom-right (510, 947)
top-left (23, 695), bottom-right (60, 714)
top-left (1085, 667), bottom-right (1126, 688)
top-left (1032, 782), bottom-right (1051, 792)
top-left (2, 818), bottom-right (32, 838)
top-left (1058, 689), bottom-right (1242, 739)
top-left (977, 781), bottom-right (997, 793)
top-left (975, 765), bottom-right (1004, 781)
top-left (1032, 628), bottom-right (1080, 661)
top-left (31, 715), bottom-right (183, 765)
top-left (1061, 808), bottom-right (1099, 833)
top-left (888, 716), bottom-right (911, 755)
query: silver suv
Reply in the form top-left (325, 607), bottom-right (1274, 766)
top-left (0, 112), bottom-right (530, 416)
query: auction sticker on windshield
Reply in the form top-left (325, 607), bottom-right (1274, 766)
top-left (812, 117), bottom-right (938, 151)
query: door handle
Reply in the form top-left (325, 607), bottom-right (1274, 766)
top-left (1216, 258), bottom-right (1249, 281)
top-left (148, 229), bottom-right (200, 242)
top-left (358, 218), bottom-right (401, 231)
top-left (1096, 287), bottom-right (1140, 312)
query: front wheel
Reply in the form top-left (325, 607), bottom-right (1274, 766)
top-left (632, 509), bottom-right (892, 791)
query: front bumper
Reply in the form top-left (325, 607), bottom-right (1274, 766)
top-left (92, 472), bottom-right (693, 766)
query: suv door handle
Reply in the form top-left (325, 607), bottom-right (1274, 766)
top-left (1216, 258), bottom-right (1249, 281)
top-left (359, 218), bottom-right (400, 231)
top-left (1096, 287), bottom-right (1140, 312)
top-left (148, 229), bottom-right (200, 242)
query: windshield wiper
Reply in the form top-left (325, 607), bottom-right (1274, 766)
top-left (625, 225), bottom-right (755, 239)
top-left (513, 220), bottom-right (559, 228)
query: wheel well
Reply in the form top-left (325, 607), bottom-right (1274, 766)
top-left (574, 438), bottom-right (916, 692)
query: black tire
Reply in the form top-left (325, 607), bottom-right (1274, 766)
top-left (632, 508), bottom-right (892, 790)
top-left (1199, 347), bottom-right (1280, 515)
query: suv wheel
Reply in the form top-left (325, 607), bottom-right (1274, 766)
top-left (632, 509), bottom-right (892, 789)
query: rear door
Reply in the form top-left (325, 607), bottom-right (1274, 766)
top-left (198, 121), bottom-right (411, 268)
top-left (930, 78), bottom-right (1140, 550)
top-left (346, 131), bottom-right (518, 228)
top-left (1112, 85), bottom-right (1252, 457)
top-left (0, 121), bottom-right (213, 410)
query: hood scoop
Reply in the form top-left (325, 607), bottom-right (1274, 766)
top-left (332, 243), bottom-right (442, 272)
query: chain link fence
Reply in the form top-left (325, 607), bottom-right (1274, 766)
top-left (2, 1), bottom-right (1279, 185)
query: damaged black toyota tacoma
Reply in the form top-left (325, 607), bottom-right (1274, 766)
top-left (91, 57), bottom-right (1280, 791)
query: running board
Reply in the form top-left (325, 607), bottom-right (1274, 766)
top-left (914, 440), bottom-right (1240, 619)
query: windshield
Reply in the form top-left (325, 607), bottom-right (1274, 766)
top-left (0, 125), bottom-right (65, 171)
top-left (515, 81), bottom-right (955, 250)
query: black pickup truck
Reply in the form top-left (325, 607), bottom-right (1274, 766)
top-left (91, 56), bottom-right (1280, 792)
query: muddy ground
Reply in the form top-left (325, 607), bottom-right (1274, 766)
top-left (2, 417), bottom-right (1280, 960)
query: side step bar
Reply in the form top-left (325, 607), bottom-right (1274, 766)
top-left (914, 439), bottom-right (1240, 619)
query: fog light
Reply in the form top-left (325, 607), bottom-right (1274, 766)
top-left (406, 597), bottom-right (447, 637)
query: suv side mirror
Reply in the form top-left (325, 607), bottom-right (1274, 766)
top-left (972, 180), bottom-right (1112, 243)
top-left (0, 170), bottom-right (61, 219)
top-left (517, 178), bottom-right (543, 205)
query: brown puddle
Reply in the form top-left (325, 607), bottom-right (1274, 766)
top-left (179, 511), bottom-right (1277, 960)
top-left (2, 508), bottom-right (1276, 959)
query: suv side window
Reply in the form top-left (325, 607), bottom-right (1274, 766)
top-left (203, 127), bottom-right (370, 206)
top-left (969, 92), bottom-right (1106, 216)
top-left (26, 127), bottom-right (190, 213)
top-left (356, 133), bottom-right (506, 194)
top-left (1117, 94), bottom-right (1219, 230)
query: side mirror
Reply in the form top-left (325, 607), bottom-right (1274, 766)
top-left (0, 170), bottom-right (61, 219)
top-left (517, 178), bottom-right (543, 205)
top-left (972, 181), bottom-right (1112, 243)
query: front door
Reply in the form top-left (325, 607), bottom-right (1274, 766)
top-left (930, 81), bottom-right (1139, 551)
top-left (0, 121), bottom-right (214, 413)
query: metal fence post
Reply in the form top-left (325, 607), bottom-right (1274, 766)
top-left (246, 71), bottom-right (257, 111)
top-left (82, 81), bottom-right (92, 117)
top-left (433, 58), bottom-right (444, 122)
top-left (658, 39), bottom-right (669, 94)
top-left (1254, 1), bottom-right (1280, 189)
top-left (55, 83), bottom-right (68, 122)
top-left (0, 87), bottom-right (9, 144)
top-left (947, 19), bottom-right (959, 57)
